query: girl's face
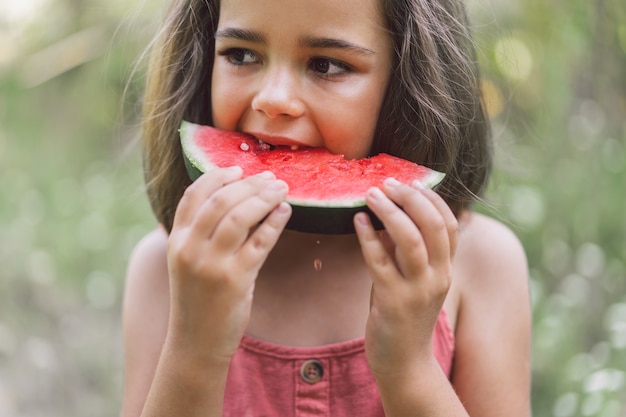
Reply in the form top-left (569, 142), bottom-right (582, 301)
top-left (211, 0), bottom-right (393, 160)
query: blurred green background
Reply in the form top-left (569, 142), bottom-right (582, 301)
top-left (0, 0), bottom-right (624, 416)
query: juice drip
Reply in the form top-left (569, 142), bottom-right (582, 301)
top-left (313, 258), bottom-right (322, 271)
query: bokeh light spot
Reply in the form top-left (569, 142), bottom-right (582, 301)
top-left (494, 36), bottom-right (533, 81)
top-left (507, 185), bottom-right (545, 228)
top-left (584, 369), bottom-right (625, 393)
top-left (604, 303), bottom-right (626, 349)
top-left (553, 392), bottom-right (578, 417)
top-left (481, 79), bottom-right (505, 118)
top-left (575, 242), bottom-right (606, 279)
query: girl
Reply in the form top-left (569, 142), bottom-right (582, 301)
top-left (122, 0), bottom-right (531, 415)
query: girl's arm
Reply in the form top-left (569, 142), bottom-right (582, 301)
top-left (354, 179), bottom-right (531, 416)
top-left (121, 228), bottom-right (171, 417)
top-left (122, 229), bottom-right (231, 417)
top-left (449, 214), bottom-right (531, 416)
top-left (121, 229), bottom-right (232, 417)
top-left (121, 168), bottom-right (291, 417)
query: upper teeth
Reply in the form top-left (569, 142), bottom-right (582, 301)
top-left (256, 138), bottom-right (299, 151)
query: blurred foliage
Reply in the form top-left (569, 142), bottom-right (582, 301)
top-left (0, 1), bottom-right (161, 415)
top-left (0, 0), bottom-right (624, 416)
top-left (470, 0), bottom-right (626, 416)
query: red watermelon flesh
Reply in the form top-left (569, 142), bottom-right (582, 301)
top-left (180, 121), bottom-right (445, 209)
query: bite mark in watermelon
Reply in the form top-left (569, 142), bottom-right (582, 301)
top-left (180, 120), bottom-right (445, 234)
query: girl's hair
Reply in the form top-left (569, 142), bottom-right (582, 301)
top-left (142, 0), bottom-right (492, 232)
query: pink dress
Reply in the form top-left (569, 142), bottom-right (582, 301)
top-left (223, 309), bottom-right (455, 417)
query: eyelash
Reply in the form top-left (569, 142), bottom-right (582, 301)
top-left (217, 48), bottom-right (353, 79)
top-left (218, 48), bottom-right (259, 66)
top-left (309, 57), bottom-right (352, 79)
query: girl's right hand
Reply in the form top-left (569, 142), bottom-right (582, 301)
top-left (165, 167), bottom-right (291, 366)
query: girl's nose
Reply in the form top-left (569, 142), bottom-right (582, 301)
top-left (251, 68), bottom-right (305, 119)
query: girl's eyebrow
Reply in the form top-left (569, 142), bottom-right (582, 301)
top-left (214, 28), bottom-right (374, 56)
top-left (214, 28), bottom-right (265, 43)
top-left (298, 35), bottom-right (375, 55)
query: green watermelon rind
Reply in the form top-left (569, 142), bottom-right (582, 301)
top-left (179, 120), bottom-right (446, 234)
top-left (180, 121), bottom-right (212, 180)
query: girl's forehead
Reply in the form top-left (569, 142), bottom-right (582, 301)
top-left (217, 0), bottom-right (388, 37)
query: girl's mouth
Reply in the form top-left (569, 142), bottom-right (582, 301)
top-left (257, 139), bottom-right (300, 151)
top-left (250, 133), bottom-right (303, 151)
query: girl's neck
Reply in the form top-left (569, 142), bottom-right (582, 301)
top-left (262, 230), bottom-right (366, 279)
top-left (249, 230), bottom-right (372, 346)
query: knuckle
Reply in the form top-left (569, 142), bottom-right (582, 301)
top-left (180, 183), bottom-right (197, 203)
top-left (212, 268), bottom-right (238, 288)
top-left (370, 251), bottom-right (393, 269)
top-left (429, 216), bottom-right (446, 234)
top-left (448, 217), bottom-right (459, 234)
top-left (438, 267), bottom-right (453, 292)
top-left (168, 234), bottom-right (194, 264)
top-left (209, 192), bottom-right (230, 212)
top-left (261, 210), bottom-right (285, 232)
top-left (225, 210), bottom-right (246, 228)
top-left (248, 231), bottom-right (271, 253)
top-left (404, 233), bottom-right (424, 251)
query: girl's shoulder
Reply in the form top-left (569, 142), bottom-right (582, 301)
top-left (446, 211), bottom-right (529, 328)
top-left (455, 212), bottom-right (529, 308)
top-left (457, 211), bottom-right (528, 276)
top-left (126, 227), bottom-right (170, 282)
top-left (124, 227), bottom-right (170, 318)
top-left (453, 210), bottom-right (530, 317)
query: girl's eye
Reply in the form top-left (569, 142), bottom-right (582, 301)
top-left (309, 58), bottom-right (351, 78)
top-left (220, 48), bottom-right (259, 65)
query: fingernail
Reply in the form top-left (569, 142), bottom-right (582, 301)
top-left (226, 166), bottom-right (243, 174)
top-left (268, 179), bottom-right (288, 191)
top-left (276, 202), bottom-right (291, 214)
top-left (384, 177), bottom-right (401, 188)
top-left (258, 170), bottom-right (275, 179)
top-left (411, 180), bottom-right (425, 190)
top-left (368, 187), bottom-right (385, 200)
top-left (355, 212), bottom-right (370, 226)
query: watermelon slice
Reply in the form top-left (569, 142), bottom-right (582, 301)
top-left (180, 120), bottom-right (444, 234)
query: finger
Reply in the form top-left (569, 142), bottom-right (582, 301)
top-left (378, 229), bottom-right (396, 260)
top-left (412, 184), bottom-right (459, 259)
top-left (172, 166), bottom-right (243, 230)
top-left (364, 185), bottom-right (429, 275)
top-left (354, 212), bottom-right (400, 285)
top-left (211, 179), bottom-right (289, 251)
top-left (190, 171), bottom-right (276, 239)
top-left (238, 202), bottom-right (292, 271)
top-left (382, 178), bottom-right (452, 268)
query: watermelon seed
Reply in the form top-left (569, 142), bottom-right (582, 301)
top-left (313, 258), bottom-right (323, 272)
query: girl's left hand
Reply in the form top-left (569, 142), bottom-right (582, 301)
top-left (354, 177), bottom-right (458, 378)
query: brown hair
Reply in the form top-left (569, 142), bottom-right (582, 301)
top-left (141, 0), bottom-right (491, 232)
